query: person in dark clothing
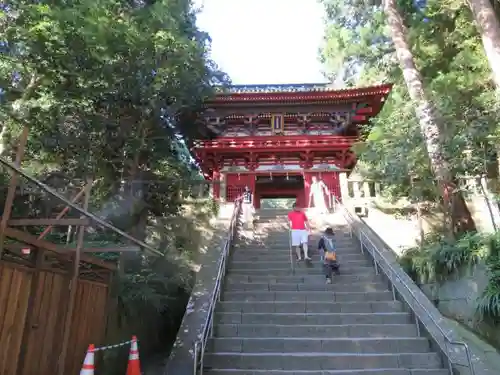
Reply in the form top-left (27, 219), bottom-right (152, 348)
top-left (318, 227), bottom-right (340, 284)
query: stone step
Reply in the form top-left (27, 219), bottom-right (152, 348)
top-left (254, 214), bottom-right (289, 218)
top-left (204, 352), bottom-right (442, 370)
top-left (230, 257), bottom-right (368, 264)
top-left (239, 236), bottom-right (357, 245)
top-left (237, 240), bottom-right (356, 248)
top-left (205, 369), bottom-right (449, 375)
top-left (232, 251), bottom-right (364, 258)
top-left (240, 234), bottom-right (353, 240)
top-left (233, 252), bottom-right (364, 258)
top-left (226, 274), bottom-right (385, 284)
top-left (221, 291), bottom-right (393, 303)
top-left (230, 252), bottom-right (368, 262)
top-left (248, 235), bottom-right (352, 239)
top-left (224, 281), bottom-right (388, 292)
top-left (239, 235), bottom-right (352, 240)
top-left (229, 260), bottom-right (372, 269)
top-left (235, 243), bottom-right (360, 250)
top-left (253, 218), bottom-right (290, 222)
top-left (227, 266), bottom-right (375, 276)
top-left (217, 301), bottom-right (403, 314)
top-left (250, 230), bottom-right (351, 236)
top-left (214, 323), bottom-right (418, 338)
top-left (252, 220), bottom-right (289, 224)
top-left (208, 337), bottom-right (431, 354)
top-left (215, 312), bottom-right (412, 325)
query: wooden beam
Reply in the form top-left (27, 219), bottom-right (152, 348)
top-left (77, 246), bottom-right (140, 253)
top-left (0, 157), bottom-right (163, 257)
top-left (3, 226), bottom-right (116, 270)
top-left (38, 182), bottom-right (91, 240)
top-left (0, 126), bottom-right (29, 258)
top-left (2, 243), bottom-right (35, 263)
top-left (356, 106), bottom-right (374, 114)
top-left (7, 243), bottom-right (140, 254)
top-left (7, 218), bottom-right (90, 226)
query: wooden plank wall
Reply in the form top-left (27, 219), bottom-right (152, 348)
top-left (21, 270), bottom-right (68, 375)
top-left (0, 264), bottom-right (32, 375)
top-left (0, 262), bottom-right (110, 375)
top-left (65, 280), bottom-right (109, 375)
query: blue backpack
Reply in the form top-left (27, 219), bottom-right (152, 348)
top-left (322, 235), bottom-right (337, 262)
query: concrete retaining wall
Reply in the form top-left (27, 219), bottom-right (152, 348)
top-left (420, 264), bottom-right (500, 350)
top-left (162, 203), bottom-right (237, 375)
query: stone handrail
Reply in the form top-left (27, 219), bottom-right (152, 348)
top-left (192, 198), bottom-right (242, 375)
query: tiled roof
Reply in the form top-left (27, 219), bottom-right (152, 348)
top-left (209, 83), bottom-right (393, 104)
top-left (217, 83), bottom-right (337, 94)
top-left (215, 83), bottom-right (393, 95)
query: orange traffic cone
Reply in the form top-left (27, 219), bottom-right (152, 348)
top-left (126, 336), bottom-right (141, 375)
top-left (80, 344), bottom-right (95, 375)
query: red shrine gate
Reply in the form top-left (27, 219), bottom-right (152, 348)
top-left (192, 83), bottom-right (392, 208)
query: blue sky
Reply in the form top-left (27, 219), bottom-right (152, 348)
top-left (195, 0), bottom-right (328, 85)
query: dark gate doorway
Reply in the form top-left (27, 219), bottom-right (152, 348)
top-left (254, 173), bottom-right (305, 209)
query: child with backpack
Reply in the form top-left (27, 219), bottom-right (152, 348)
top-left (318, 227), bottom-right (340, 284)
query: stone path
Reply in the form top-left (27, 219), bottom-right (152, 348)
top-left (202, 209), bottom-right (449, 374)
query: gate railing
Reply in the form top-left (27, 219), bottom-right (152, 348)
top-left (335, 198), bottom-right (475, 375)
top-left (192, 198), bottom-right (242, 375)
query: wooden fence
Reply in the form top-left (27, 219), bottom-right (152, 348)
top-left (0, 257), bottom-right (112, 375)
top-left (0, 127), bottom-right (148, 374)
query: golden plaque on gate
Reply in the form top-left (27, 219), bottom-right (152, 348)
top-left (271, 114), bottom-right (284, 135)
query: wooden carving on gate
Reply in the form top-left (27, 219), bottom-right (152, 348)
top-left (329, 102), bottom-right (369, 134)
top-left (205, 116), bottom-right (227, 135)
top-left (245, 153), bottom-right (258, 171)
top-left (297, 113), bottom-right (312, 134)
top-left (329, 111), bottom-right (352, 134)
top-left (243, 114), bottom-right (259, 135)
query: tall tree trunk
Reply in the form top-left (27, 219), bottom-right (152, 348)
top-left (467, 0), bottom-right (500, 91)
top-left (383, 0), bottom-right (476, 234)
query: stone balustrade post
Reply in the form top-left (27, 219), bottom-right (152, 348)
top-left (220, 173), bottom-right (227, 202)
top-left (363, 181), bottom-right (371, 198)
top-left (353, 181), bottom-right (362, 198)
top-left (339, 172), bottom-right (349, 201)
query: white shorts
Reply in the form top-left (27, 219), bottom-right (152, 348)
top-left (291, 230), bottom-right (309, 247)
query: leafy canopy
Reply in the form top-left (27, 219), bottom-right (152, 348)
top-left (319, 0), bottom-right (500, 201)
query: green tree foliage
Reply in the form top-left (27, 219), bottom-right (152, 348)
top-left (320, 0), bottom-right (500, 334)
top-left (0, 0), bottom-right (225, 190)
top-left (467, 0), bottom-right (500, 91)
top-left (0, 0), bottom-right (225, 371)
top-left (320, 0), bottom-right (500, 203)
top-left (0, 0), bottom-right (226, 227)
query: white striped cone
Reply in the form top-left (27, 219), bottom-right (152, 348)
top-left (126, 336), bottom-right (141, 375)
top-left (80, 344), bottom-right (95, 375)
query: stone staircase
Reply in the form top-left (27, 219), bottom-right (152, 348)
top-left (204, 210), bottom-right (449, 375)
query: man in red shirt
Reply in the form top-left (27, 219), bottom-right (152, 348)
top-left (287, 203), bottom-right (311, 261)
